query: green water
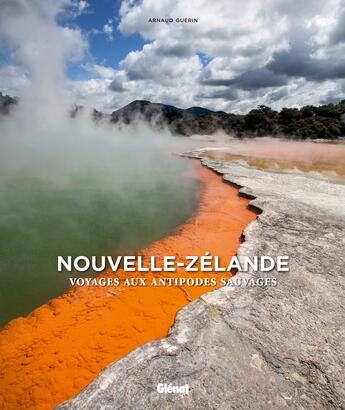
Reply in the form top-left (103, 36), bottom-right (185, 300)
top-left (0, 155), bottom-right (198, 327)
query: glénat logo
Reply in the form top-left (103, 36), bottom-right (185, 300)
top-left (157, 383), bottom-right (189, 395)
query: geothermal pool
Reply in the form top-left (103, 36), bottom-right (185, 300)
top-left (0, 160), bottom-right (255, 410)
top-left (0, 153), bottom-right (198, 327)
top-left (1, 137), bottom-right (344, 409)
top-left (200, 138), bottom-right (345, 180)
top-left (2, 137), bottom-right (344, 328)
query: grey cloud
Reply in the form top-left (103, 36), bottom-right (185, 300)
top-left (329, 7), bottom-right (345, 45)
top-left (201, 67), bottom-right (288, 90)
top-left (125, 65), bottom-right (151, 81)
top-left (200, 77), bottom-right (234, 87)
top-left (156, 43), bottom-right (194, 58)
top-left (268, 43), bottom-right (345, 82)
top-left (109, 78), bottom-right (127, 92)
top-left (230, 67), bottom-right (288, 90)
top-left (196, 88), bottom-right (238, 100)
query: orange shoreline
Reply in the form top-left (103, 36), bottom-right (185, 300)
top-left (0, 161), bottom-right (255, 410)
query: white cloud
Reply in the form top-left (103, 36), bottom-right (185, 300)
top-left (118, 0), bottom-right (289, 60)
top-left (103, 19), bottom-right (114, 40)
top-left (2, 0), bottom-right (345, 112)
top-left (221, 79), bottom-right (345, 114)
top-left (84, 64), bottom-right (117, 79)
top-left (77, 0), bottom-right (89, 14)
top-left (120, 41), bottom-right (202, 83)
top-left (110, 0), bottom-right (345, 112)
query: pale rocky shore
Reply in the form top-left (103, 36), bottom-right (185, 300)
top-left (58, 152), bottom-right (345, 410)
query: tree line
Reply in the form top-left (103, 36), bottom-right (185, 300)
top-left (171, 100), bottom-right (345, 139)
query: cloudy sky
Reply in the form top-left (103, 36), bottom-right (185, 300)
top-left (1, 0), bottom-right (345, 113)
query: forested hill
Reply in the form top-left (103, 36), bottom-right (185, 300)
top-left (109, 99), bottom-right (345, 140)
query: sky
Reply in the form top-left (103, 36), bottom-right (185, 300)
top-left (1, 0), bottom-right (345, 113)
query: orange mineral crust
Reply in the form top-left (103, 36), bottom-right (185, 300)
top-left (0, 161), bottom-right (255, 410)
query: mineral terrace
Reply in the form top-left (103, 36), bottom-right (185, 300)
top-left (58, 151), bottom-right (345, 410)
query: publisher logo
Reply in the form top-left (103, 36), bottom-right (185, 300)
top-left (157, 383), bottom-right (189, 395)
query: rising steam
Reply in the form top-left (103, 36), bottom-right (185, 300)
top-left (0, 0), bottom-right (197, 325)
top-left (0, 0), bottom-right (195, 191)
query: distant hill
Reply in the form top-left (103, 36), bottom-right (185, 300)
top-left (109, 100), bottom-right (227, 136)
top-left (110, 99), bottom-right (345, 139)
top-left (110, 100), bottom-right (226, 123)
top-left (1, 92), bottom-right (345, 139)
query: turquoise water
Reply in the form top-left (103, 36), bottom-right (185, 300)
top-left (0, 151), bottom-right (198, 327)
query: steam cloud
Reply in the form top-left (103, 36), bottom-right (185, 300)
top-left (0, 0), bottom-right (192, 189)
top-left (0, 0), bottom-right (199, 325)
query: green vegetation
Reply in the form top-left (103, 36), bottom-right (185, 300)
top-left (109, 99), bottom-right (345, 140)
top-left (173, 100), bottom-right (345, 139)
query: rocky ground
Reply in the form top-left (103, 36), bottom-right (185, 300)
top-left (58, 152), bottom-right (345, 410)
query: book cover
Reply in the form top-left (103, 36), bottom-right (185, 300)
top-left (0, 1), bottom-right (344, 409)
